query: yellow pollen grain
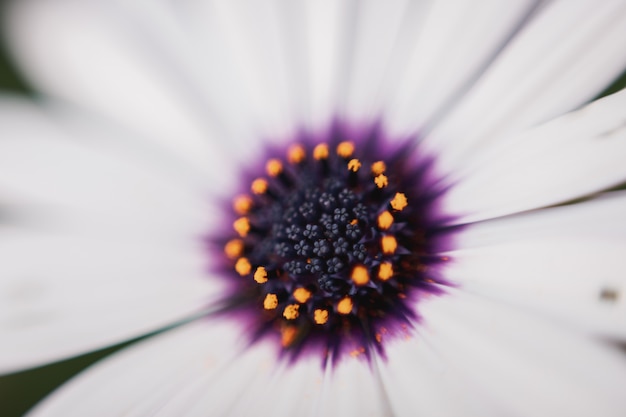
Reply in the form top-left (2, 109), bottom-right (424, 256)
top-left (371, 161), bottom-right (386, 175)
top-left (251, 178), bottom-right (268, 195)
top-left (347, 158), bottom-right (361, 172)
top-left (390, 192), bottom-right (408, 211)
top-left (351, 265), bottom-right (370, 286)
top-left (337, 297), bottom-right (353, 315)
top-left (281, 325), bottom-right (298, 347)
top-left (254, 266), bottom-right (268, 284)
top-left (283, 304), bottom-right (300, 320)
top-left (233, 195), bottom-right (253, 215)
top-left (313, 143), bottom-right (329, 160)
top-left (293, 288), bottom-right (312, 303)
top-left (224, 239), bottom-right (244, 259)
top-left (350, 347), bottom-right (365, 357)
top-left (233, 217), bottom-right (250, 237)
top-left (336, 141), bottom-right (355, 158)
top-left (381, 235), bottom-right (398, 254)
top-left (235, 257), bottom-right (251, 276)
top-left (265, 159), bottom-right (283, 177)
top-left (263, 293), bottom-right (278, 310)
top-left (378, 262), bottom-right (394, 281)
top-left (287, 144), bottom-right (306, 164)
top-left (377, 211), bottom-right (394, 230)
top-left (314, 309), bottom-right (329, 325)
top-left (374, 174), bottom-right (388, 188)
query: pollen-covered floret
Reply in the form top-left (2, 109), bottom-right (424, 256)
top-left (216, 130), bottom-right (449, 364)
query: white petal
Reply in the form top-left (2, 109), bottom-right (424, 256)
top-left (385, 0), bottom-right (539, 135)
top-left (178, 0), bottom-right (298, 149)
top-left (317, 358), bottom-right (391, 417)
top-left (381, 290), bottom-right (626, 417)
top-left (25, 318), bottom-right (327, 417)
top-left (444, 194), bottom-right (626, 339)
top-left (0, 99), bottom-right (227, 372)
top-left (300, 0), bottom-right (349, 128)
top-left (24, 320), bottom-right (262, 416)
top-left (4, 0), bottom-right (248, 166)
top-left (339, 0), bottom-right (414, 122)
top-left (425, 1), bottom-right (626, 172)
top-left (441, 89), bottom-right (626, 224)
top-left (0, 97), bottom-right (223, 238)
top-left (455, 191), bottom-right (626, 249)
top-left (378, 332), bottom-right (493, 416)
top-left (0, 227), bottom-right (221, 374)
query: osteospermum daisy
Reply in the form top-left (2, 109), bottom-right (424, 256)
top-left (2, 0), bottom-right (626, 415)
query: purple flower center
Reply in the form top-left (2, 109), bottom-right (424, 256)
top-left (212, 124), bottom-right (455, 365)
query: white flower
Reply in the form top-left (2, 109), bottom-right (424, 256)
top-left (2, 0), bottom-right (626, 415)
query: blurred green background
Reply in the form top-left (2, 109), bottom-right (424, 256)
top-left (1, 1), bottom-right (626, 416)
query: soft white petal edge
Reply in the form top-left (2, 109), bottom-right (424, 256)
top-left (380, 290), bottom-right (626, 417)
top-left (25, 291), bottom-right (626, 417)
top-left (443, 192), bottom-right (626, 340)
top-left (0, 97), bottom-right (225, 373)
top-left (441, 88), bottom-right (626, 224)
top-left (0, 227), bottom-right (223, 375)
top-left (423, 1), bottom-right (626, 171)
top-left (0, 96), bottom-right (226, 237)
top-left (24, 318), bottom-right (388, 417)
top-left (3, 0), bottom-right (257, 166)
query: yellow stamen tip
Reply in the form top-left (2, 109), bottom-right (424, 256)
top-left (347, 158), bottom-right (361, 172)
top-left (265, 159), bottom-right (283, 177)
top-left (336, 141), bottom-right (355, 158)
top-left (287, 144), bottom-right (306, 164)
top-left (390, 192), bottom-right (408, 211)
top-left (381, 235), bottom-right (398, 254)
top-left (254, 266), bottom-right (268, 284)
top-left (283, 304), bottom-right (300, 320)
top-left (378, 262), bottom-right (394, 281)
top-left (233, 217), bottom-right (250, 237)
top-left (337, 297), bottom-right (353, 315)
top-left (251, 178), bottom-right (268, 195)
top-left (374, 174), bottom-right (388, 188)
top-left (314, 309), bottom-right (329, 325)
top-left (233, 195), bottom-right (253, 215)
top-left (313, 143), bottom-right (329, 160)
top-left (235, 257), bottom-right (251, 276)
top-left (281, 325), bottom-right (298, 347)
top-left (377, 211), bottom-right (394, 230)
top-left (351, 264), bottom-right (370, 286)
top-left (264, 293), bottom-right (278, 310)
top-left (371, 161), bottom-right (386, 175)
top-left (224, 239), bottom-right (244, 259)
top-left (293, 287), bottom-right (312, 303)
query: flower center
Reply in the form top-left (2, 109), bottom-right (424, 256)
top-left (213, 126), bottom-right (450, 364)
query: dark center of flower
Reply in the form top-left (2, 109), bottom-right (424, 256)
top-left (214, 127), bottom-right (450, 364)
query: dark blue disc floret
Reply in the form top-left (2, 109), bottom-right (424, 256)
top-left (214, 126), bottom-right (453, 365)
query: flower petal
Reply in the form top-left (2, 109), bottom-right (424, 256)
top-left (4, 0), bottom-right (249, 165)
top-left (23, 318), bottom-right (378, 417)
top-left (0, 99), bottom-right (225, 373)
top-left (317, 357), bottom-right (391, 416)
top-left (385, 0), bottom-right (541, 136)
top-left (424, 1), bottom-right (626, 172)
top-left (444, 193), bottom-right (626, 340)
top-left (0, 97), bottom-right (224, 238)
top-left (338, 0), bottom-right (418, 122)
top-left (0, 227), bottom-right (221, 374)
top-left (380, 290), bottom-right (626, 416)
top-left (441, 89), bottom-right (626, 224)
